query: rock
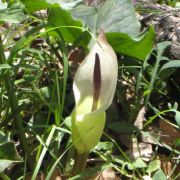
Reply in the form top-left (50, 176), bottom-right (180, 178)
top-left (136, 1), bottom-right (180, 59)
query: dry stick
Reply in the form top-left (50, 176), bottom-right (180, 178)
top-left (0, 38), bottom-right (33, 171)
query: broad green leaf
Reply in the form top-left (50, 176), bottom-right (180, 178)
top-left (157, 41), bottom-right (171, 54)
top-left (44, 0), bottom-right (83, 9)
top-left (21, 0), bottom-right (83, 13)
top-left (147, 159), bottom-right (161, 174)
top-left (158, 68), bottom-right (176, 81)
top-left (175, 111), bottom-right (180, 126)
top-left (127, 163), bottom-right (134, 170)
top-left (71, 0), bottom-right (141, 36)
top-left (153, 169), bottom-right (167, 180)
top-left (0, 64), bottom-right (11, 70)
top-left (0, 142), bottom-right (22, 172)
top-left (21, 0), bottom-right (53, 13)
top-left (113, 156), bottom-right (131, 168)
top-left (134, 157), bottom-right (147, 168)
top-left (160, 60), bottom-right (180, 72)
top-left (109, 121), bottom-right (139, 134)
top-left (47, 7), bottom-right (84, 43)
top-left (107, 26), bottom-right (155, 60)
top-left (95, 142), bottom-right (113, 152)
top-left (0, 3), bottom-right (28, 23)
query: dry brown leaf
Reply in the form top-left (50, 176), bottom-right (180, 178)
top-left (129, 136), bottom-right (153, 161)
top-left (134, 107), bottom-right (146, 130)
top-left (68, 47), bottom-right (86, 78)
top-left (68, 47), bottom-right (85, 64)
top-left (159, 119), bottom-right (180, 147)
top-left (142, 125), bottom-right (162, 145)
top-left (25, 173), bottom-right (45, 180)
top-left (50, 168), bottom-right (62, 180)
top-left (159, 154), bottom-right (180, 178)
top-left (93, 168), bottom-right (119, 180)
top-left (160, 155), bottom-right (172, 176)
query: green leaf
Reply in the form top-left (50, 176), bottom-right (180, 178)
top-left (134, 157), bottom-right (147, 168)
top-left (0, 3), bottom-right (28, 23)
top-left (44, 0), bottom-right (83, 9)
top-left (176, 2), bottom-right (180, 8)
top-left (21, 0), bottom-right (83, 13)
top-left (147, 159), bottom-right (161, 174)
top-left (47, 7), bottom-right (83, 43)
top-left (0, 132), bottom-right (8, 144)
top-left (95, 142), bottom-right (113, 152)
top-left (109, 121), bottom-right (139, 134)
top-left (174, 138), bottom-right (180, 147)
top-left (64, 116), bottom-right (72, 130)
top-left (39, 87), bottom-right (50, 99)
top-left (175, 111), bottom-right (180, 126)
top-left (71, 0), bottom-right (140, 36)
top-left (107, 26), bottom-right (155, 60)
top-left (0, 64), bottom-right (11, 70)
top-left (0, 142), bottom-right (22, 172)
top-left (68, 164), bottom-right (111, 180)
top-left (160, 60), bottom-right (180, 72)
top-left (153, 169), bottom-right (167, 180)
top-left (21, 0), bottom-right (53, 13)
top-left (157, 41), bottom-right (171, 54)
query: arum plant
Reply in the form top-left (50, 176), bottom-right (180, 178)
top-left (71, 30), bottom-right (118, 174)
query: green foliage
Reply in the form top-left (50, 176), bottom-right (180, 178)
top-left (147, 159), bottom-right (161, 174)
top-left (0, 0), bottom-right (179, 179)
top-left (20, 0), bottom-right (83, 12)
top-left (153, 169), bottom-right (167, 180)
top-left (157, 0), bottom-right (178, 7)
top-left (109, 121), bottom-right (139, 134)
top-left (0, 132), bottom-right (22, 172)
top-left (107, 26), bottom-right (155, 60)
top-left (175, 111), bottom-right (180, 126)
top-left (20, 0), bottom-right (54, 13)
top-left (71, 0), bottom-right (141, 36)
top-left (0, 2), bottom-right (28, 23)
top-left (47, 7), bottom-right (84, 43)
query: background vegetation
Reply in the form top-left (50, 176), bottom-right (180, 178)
top-left (0, 0), bottom-right (179, 179)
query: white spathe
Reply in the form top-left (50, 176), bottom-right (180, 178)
top-left (71, 30), bottom-right (118, 153)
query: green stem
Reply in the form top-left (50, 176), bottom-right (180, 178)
top-left (144, 50), bottom-right (162, 107)
top-left (72, 151), bottom-right (89, 175)
top-left (0, 38), bottom-right (33, 171)
top-left (0, 172), bottom-right (11, 180)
